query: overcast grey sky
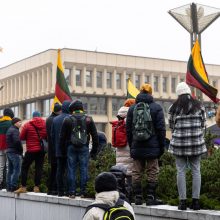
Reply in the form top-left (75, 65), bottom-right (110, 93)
top-left (0, 0), bottom-right (220, 68)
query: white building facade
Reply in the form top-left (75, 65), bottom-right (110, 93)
top-left (0, 49), bottom-right (219, 140)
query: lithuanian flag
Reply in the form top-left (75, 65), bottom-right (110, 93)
top-left (186, 40), bottom-right (219, 103)
top-left (127, 78), bottom-right (139, 99)
top-left (54, 49), bottom-right (72, 105)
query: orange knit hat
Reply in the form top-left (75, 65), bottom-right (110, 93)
top-left (140, 83), bottom-right (152, 94)
top-left (124, 98), bottom-right (135, 107)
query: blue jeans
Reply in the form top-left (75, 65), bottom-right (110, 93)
top-left (67, 145), bottom-right (89, 194)
top-left (6, 153), bottom-right (22, 190)
top-left (175, 155), bottom-right (201, 200)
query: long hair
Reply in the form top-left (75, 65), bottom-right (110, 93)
top-left (169, 94), bottom-right (202, 115)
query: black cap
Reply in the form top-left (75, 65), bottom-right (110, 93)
top-left (53, 103), bottom-right (62, 113)
top-left (69, 99), bottom-right (83, 112)
top-left (3, 108), bottom-right (14, 118)
top-left (95, 172), bottom-right (117, 193)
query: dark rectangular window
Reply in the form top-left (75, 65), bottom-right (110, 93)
top-left (154, 76), bottom-right (159, 92)
top-left (116, 73), bottom-right (122, 89)
top-left (75, 69), bottom-right (82, 86)
top-left (96, 71), bottom-right (102, 88)
top-left (171, 77), bottom-right (176, 93)
top-left (64, 68), bottom-right (71, 86)
top-left (145, 75), bottom-right (150, 83)
top-left (107, 72), bottom-right (112, 88)
top-left (163, 77), bottom-right (167, 92)
top-left (135, 75), bottom-right (141, 89)
top-left (86, 70), bottom-right (92, 87)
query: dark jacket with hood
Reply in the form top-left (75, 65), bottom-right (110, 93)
top-left (51, 101), bottom-right (71, 157)
top-left (126, 92), bottom-right (166, 159)
top-left (20, 117), bottom-right (47, 152)
top-left (6, 125), bottom-right (23, 155)
top-left (46, 112), bottom-right (58, 162)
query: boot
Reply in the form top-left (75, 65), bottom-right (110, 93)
top-left (146, 182), bottom-right (163, 206)
top-left (14, 186), bottom-right (27, 194)
top-left (133, 182), bottom-right (143, 205)
top-left (178, 200), bottom-right (187, 210)
top-left (190, 199), bottom-right (200, 210)
top-left (33, 186), bottom-right (40, 193)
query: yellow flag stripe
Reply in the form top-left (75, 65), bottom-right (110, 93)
top-left (127, 79), bottom-right (139, 98)
top-left (57, 49), bottom-right (64, 73)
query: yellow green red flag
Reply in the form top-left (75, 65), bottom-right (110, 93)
top-left (127, 78), bottom-right (139, 99)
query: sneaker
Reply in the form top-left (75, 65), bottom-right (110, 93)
top-left (14, 187), bottom-right (27, 194)
top-left (33, 186), bottom-right (40, 193)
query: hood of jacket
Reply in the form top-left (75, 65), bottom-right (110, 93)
top-left (0, 116), bottom-right (12, 122)
top-left (62, 100), bottom-right (71, 114)
top-left (93, 191), bottom-right (119, 206)
top-left (135, 92), bottom-right (153, 104)
top-left (29, 117), bottom-right (45, 129)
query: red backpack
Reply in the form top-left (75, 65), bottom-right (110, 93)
top-left (110, 119), bottom-right (127, 148)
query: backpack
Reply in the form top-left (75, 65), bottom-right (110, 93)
top-left (70, 114), bottom-right (88, 147)
top-left (84, 198), bottom-right (134, 220)
top-left (132, 102), bottom-right (154, 141)
top-left (111, 119), bottom-right (127, 148)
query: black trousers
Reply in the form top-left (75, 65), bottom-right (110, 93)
top-left (21, 151), bottom-right (45, 187)
top-left (48, 161), bottom-right (57, 192)
top-left (56, 157), bottom-right (67, 193)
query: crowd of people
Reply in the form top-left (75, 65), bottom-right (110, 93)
top-left (0, 81), bottom-right (213, 219)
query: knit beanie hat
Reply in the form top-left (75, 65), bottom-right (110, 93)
top-left (117, 106), bottom-right (129, 118)
top-left (124, 98), bottom-right (135, 107)
top-left (69, 99), bottom-right (83, 112)
top-left (32, 111), bottom-right (41, 118)
top-left (95, 172), bottom-right (117, 193)
top-left (3, 108), bottom-right (14, 118)
top-left (176, 82), bottom-right (191, 96)
top-left (140, 83), bottom-right (152, 94)
top-left (12, 117), bottom-right (21, 125)
top-left (53, 103), bottom-right (62, 113)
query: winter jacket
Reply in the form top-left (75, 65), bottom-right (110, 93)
top-left (6, 125), bottom-right (23, 155)
top-left (60, 111), bottom-right (99, 158)
top-left (126, 92), bottom-right (166, 159)
top-left (83, 191), bottom-right (135, 220)
top-left (168, 106), bottom-right (207, 156)
top-left (20, 117), bottom-right (47, 152)
top-left (51, 101), bottom-right (71, 158)
top-left (0, 116), bottom-right (12, 150)
top-left (46, 112), bottom-right (58, 162)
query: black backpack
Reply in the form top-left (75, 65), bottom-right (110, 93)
top-left (84, 198), bottom-right (134, 220)
top-left (70, 114), bottom-right (88, 147)
top-left (132, 102), bottom-right (154, 141)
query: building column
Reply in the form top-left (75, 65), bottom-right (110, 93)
top-left (71, 65), bottom-right (76, 92)
top-left (6, 80), bottom-right (9, 104)
top-left (141, 72), bottom-right (145, 87)
top-left (36, 70), bottom-right (41, 95)
top-left (103, 68), bottom-right (107, 94)
top-left (131, 72), bottom-right (136, 85)
top-left (159, 73), bottom-right (163, 97)
top-left (168, 74), bottom-right (171, 97)
top-left (150, 72), bottom-right (154, 92)
top-left (42, 68), bottom-right (46, 94)
top-left (106, 97), bottom-right (112, 142)
top-left (122, 70), bottom-right (127, 95)
top-left (51, 63), bottom-right (56, 93)
top-left (31, 72), bottom-right (35, 97)
top-left (112, 70), bottom-right (116, 94)
top-left (82, 66), bottom-right (86, 92)
top-left (46, 66), bottom-right (50, 93)
top-left (93, 67), bottom-right (97, 92)
top-left (18, 103), bottom-right (25, 119)
top-left (10, 79), bottom-right (13, 103)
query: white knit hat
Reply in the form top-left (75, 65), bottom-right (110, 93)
top-left (176, 82), bottom-right (191, 96)
top-left (117, 106), bottom-right (129, 118)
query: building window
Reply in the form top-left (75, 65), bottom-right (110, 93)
top-left (25, 102), bottom-right (36, 119)
top-left (43, 98), bottom-right (53, 117)
top-left (64, 68), bottom-right (71, 86)
top-left (107, 72), bottom-right (112, 89)
top-left (112, 98), bottom-right (125, 116)
top-left (11, 106), bottom-right (19, 117)
top-left (126, 73), bottom-right (132, 81)
top-left (116, 73), bottom-right (122, 89)
top-left (135, 75), bottom-right (141, 89)
top-left (213, 80), bottom-right (217, 88)
top-left (171, 77), bottom-right (176, 93)
top-left (96, 71), bottom-right (102, 88)
top-left (0, 109), bottom-right (3, 116)
top-left (145, 75), bottom-right (150, 83)
top-left (75, 69), bottom-right (82, 86)
top-left (154, 76), bottom-right (159, 92)
top-left (163, 77), bottom-right (167, 92)
top-left (86, 70), bottom-right (92, 87)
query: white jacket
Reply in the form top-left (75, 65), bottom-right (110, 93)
top-left (83, 191), bottom-right (135, 220)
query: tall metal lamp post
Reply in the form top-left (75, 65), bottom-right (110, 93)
top-left (168, 2), bottom-right (220, 100)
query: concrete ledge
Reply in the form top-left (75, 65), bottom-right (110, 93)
top-left (0, 191), bottom-right (220, 220)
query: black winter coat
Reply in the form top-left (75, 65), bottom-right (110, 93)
top-left (60, 112), bottom-right (99, 157)
top-left (6, 125), bottom-right (23, 155)
top-left (126, 92), bottom-right (166, 159)
top-left (46, 112), bottom-right (58, 162)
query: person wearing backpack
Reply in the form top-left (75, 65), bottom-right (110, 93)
top-left (126, 83), bottom-right (166, 206)
top-left (168, 82), bottom-right (206, 210)
top-left (59, 99), bottom-right (99, 198)
top-left (83, 172), bottom-right (135, 220)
